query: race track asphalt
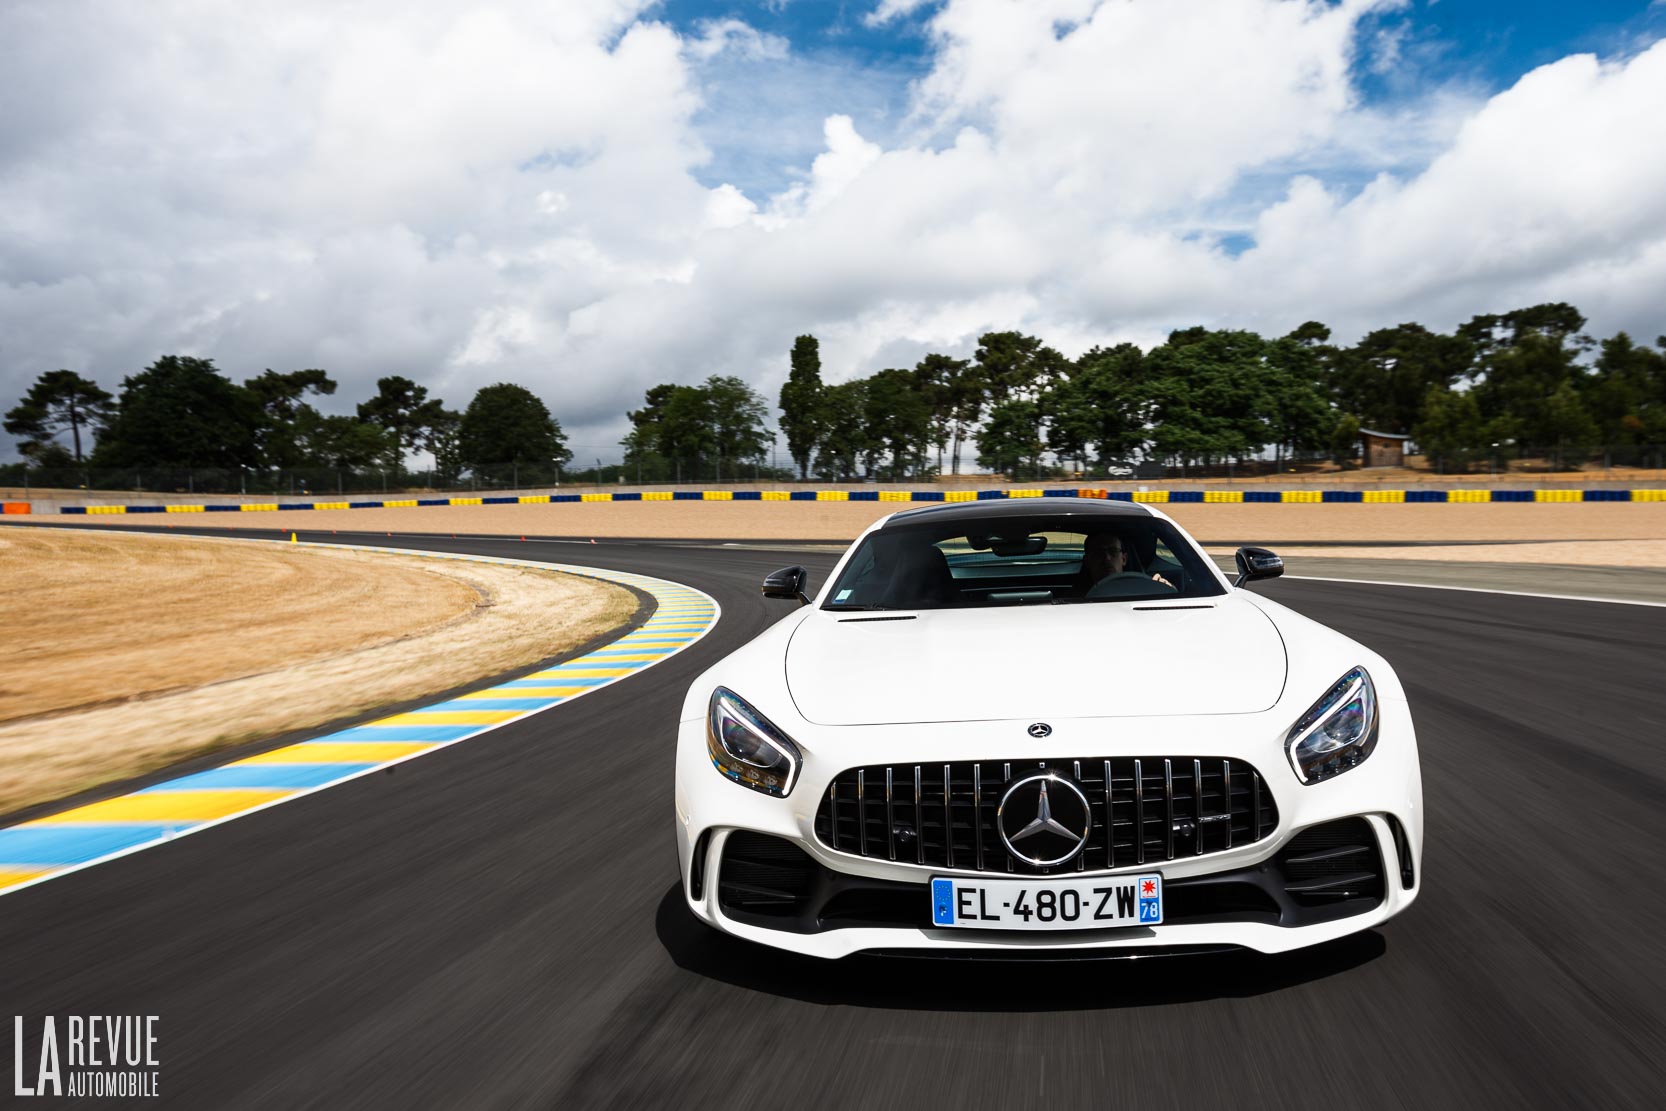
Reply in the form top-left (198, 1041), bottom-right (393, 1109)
top-left (2, 526), bottom-right (1663, 1110)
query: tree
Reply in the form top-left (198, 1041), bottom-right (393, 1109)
top-left (1459, 302), bottom-right (1588, 357)
top-left (863, 368), bottom-right (932, 478)
top-left (913, 353), bottom-right (971, 475)
top-left (702, 374), bottom-right (773, 467)
top-left (1329, 412), bottom-right (1362, 467)
top-left (1265, 326), bottom-right (1335, 468)
top-left (1542, 379), bottom-right (1599, 468)
top-left (306, 414), bottom-right (396, 470)
top-left (1333, 323), bottom-right (1472, 434)
top-left (357, 376), bottom-right (451, 471)
top-left (813, 379), bottom-right (870, 480)
top-left (1586, 333), bottom-right (1666, 453)
top-left (424, 408), bottom-right (464, 482)
top-left (974, 331), bottom-right (1050, 407)
top-left (1465, 307), bottom-right (1591, 453)
top-left (4, 370), bottom-right (113, 463)
top-left (657, 386), bottom-right (718, 472)
top-left (622, 383), bottom-right (679, 477)
top-left (457, 383), bottom-right (570, 467)
top-left (1056, 343), bottom-right (1149, 471)
top-left (94, 356), bottom-right (259, 469)
top-left (1145, 329), bottom-right (1274, 467)
top-left (778, 335), bottom-right (824, 479)
top-left (971, 332), bottom-right (1066, 477)
top-left (913, 353), bottom-right (980, 475)
top-left (977, 397), bottom-right (1043, 477)
top-left (1413, 386), bottom-right (1485, 472)
top-left (244, 368), bottom-right (335, 470)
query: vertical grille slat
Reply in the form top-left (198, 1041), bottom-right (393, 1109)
top-left (1003, 762), bottom-right (1013, 873)
top-left (1103, 759), bottom-right (1114, 870)
top-left (914, 766), bottom-right (924, 866)
top-left (1223, 760), bottom-right (1233, 851)
top-left (1073, 760), bottom-right (1086, 872)
top-left (886, 768), bottom-right (897, 862)
top-left (857, 769), bottom-right (867, 856)
top-left (1193, 758), bottom-right (1204, 856)
top-left (1164, 758), bottom-right (1175, 861)
top-left (817, 755), bottom-right (1278, 875)
top-left (941, 765), bottom-right (952, 869)
top-left (1134, 758), bottom-right (1146, 866)
top-left (828, 780), bottom-right (839, 850)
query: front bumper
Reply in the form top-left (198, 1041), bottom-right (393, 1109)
top-left (673, 706), bottom-right (1422, 960)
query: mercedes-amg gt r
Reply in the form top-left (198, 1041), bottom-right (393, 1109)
top-left (673, 498), bottom-right (1422, 958)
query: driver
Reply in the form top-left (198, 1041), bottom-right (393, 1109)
top-left (1082, 531), bottom-right (1172, 590)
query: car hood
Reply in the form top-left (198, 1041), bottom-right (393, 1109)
top-left (786, 597), bottom-right (1287, 726)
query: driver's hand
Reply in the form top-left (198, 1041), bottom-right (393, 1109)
top-left (1152, 573), bottom-right (1173, 587)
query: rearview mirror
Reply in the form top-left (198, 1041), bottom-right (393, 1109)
top-left (1234, 546), bottom-right (1284, 587)
top-left (762, 565), bottom-right (811, 605)
top-left (990, 536), bottom-right (1048, 557)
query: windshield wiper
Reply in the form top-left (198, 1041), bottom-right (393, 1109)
top-left (822, 603), bottom-right (892, 611)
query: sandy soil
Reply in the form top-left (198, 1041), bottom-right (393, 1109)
top-left (47, 500), bottom-right (1666, 560)
top-left (0, 529), bottom-right (636, 815)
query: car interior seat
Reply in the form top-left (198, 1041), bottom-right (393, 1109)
top-left (882, 543), bottom-right (958, 608)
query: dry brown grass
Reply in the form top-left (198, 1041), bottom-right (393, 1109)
top-left (0, 529), bottom-right (637, 814)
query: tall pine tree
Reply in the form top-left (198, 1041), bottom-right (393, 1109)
top-left (778, 335), bottom-right (824, 479)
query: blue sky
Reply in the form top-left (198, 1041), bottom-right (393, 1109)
top-left (663, 0), bottom-right (1666, 198)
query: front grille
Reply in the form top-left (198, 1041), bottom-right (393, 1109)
top-left (813, 757), bottom-right (1278, 875)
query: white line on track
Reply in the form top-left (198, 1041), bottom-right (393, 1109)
top-left (1285, 573), bottom-right (1666, 608)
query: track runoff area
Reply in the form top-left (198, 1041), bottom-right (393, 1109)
top-left (0, 538), bottom-right (718, 898)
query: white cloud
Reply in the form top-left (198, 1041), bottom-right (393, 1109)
top-left (3, 0), bottom-right (1665, 464)
top-left (866, 0), bottom-right (939, 27)
top-left (683, 18), bottom-right (790, 63)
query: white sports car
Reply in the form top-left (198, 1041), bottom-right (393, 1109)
top-left (674, 498), bottom-right (1422, 959)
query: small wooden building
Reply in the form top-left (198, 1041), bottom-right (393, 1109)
top-left (1359, 428), bottom-right (1410, 469)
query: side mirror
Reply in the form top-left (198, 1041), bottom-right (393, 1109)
top-left (1234, 546), bottom-right (1284, 587)
top-left (762, 565), bottom-right (811, 606)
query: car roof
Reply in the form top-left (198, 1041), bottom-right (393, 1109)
top-left (882, 496), bottom-right (1155, 527)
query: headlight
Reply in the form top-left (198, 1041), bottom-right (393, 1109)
top-left (707, 687), bottom-right (802, 796)
top-left (1285, 667), bottom-right (1379, 784)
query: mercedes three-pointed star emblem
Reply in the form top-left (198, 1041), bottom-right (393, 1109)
top-left (996, 774), bottom-right (1092, 867)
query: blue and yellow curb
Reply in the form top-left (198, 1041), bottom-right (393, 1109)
top-left (0, 542), bottom-right (719, 898)
top-left (43, 486), bottom-right (1666, 516)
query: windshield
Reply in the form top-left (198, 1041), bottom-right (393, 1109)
top-left (822, 513), bottom-right (1226, 610)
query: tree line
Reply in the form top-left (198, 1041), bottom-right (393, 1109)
top-left (3, 357), bottom-right (570, 480)
top-left (770, 303), bottom-right (1666, 479)
top-left (6, 301), bottom-right (1665, 489)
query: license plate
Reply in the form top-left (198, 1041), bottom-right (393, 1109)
top-left (930, 874), bottom-right (1163, 931)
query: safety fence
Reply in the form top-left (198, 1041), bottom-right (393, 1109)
top-left (11, 486), bottom-right (1663, 516)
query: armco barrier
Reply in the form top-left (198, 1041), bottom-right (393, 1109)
top-left (30, 487), bottom-right (1666, 516)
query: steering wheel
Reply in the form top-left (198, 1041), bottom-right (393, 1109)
top-left (1087, 572), bottom-right (1179, 599)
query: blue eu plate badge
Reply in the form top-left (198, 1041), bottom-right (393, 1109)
top-left (932, 878), bottom-right (956, 925)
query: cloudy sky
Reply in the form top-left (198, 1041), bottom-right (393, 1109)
top-left (3, 0), bottom-right (1665, 462)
